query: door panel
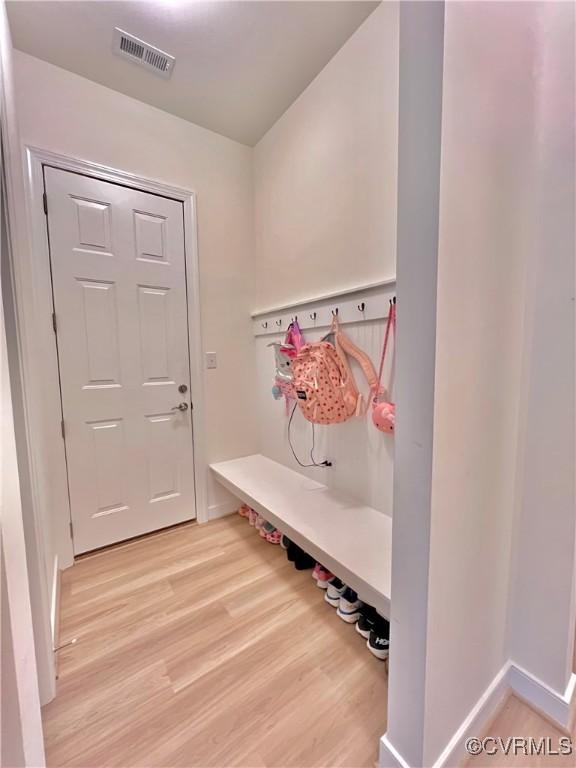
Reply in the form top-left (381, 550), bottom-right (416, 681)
top-left (86, 418), bottom-right (129, 517)
top-left (134, 211), bottom-right (167, 262)
top-left (138, 285), bottom-right (172, 383)
top-left (44, 166), bottom-right (196, 554)
top-left (73, 197), bottom-right (112, 252)
top-left (78, 279), bottom-right (121, 386)
top-left (145, 412), bottom-right (182, 503)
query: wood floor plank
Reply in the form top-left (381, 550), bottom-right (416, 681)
top-left (467, 695), bottom-right (576, 767)
top-left (43, 515), bottom-right (388, 767)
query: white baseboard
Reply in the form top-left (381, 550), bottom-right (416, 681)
top-left (432, 662), bottom-right (510, 767)
top-left (379, 664), bottom-right (509, 768)
top-left (208, 500), bottom-right (239, 521)
top-left (508, 663), bottom-right (576, 733)
top-left (50, 555), bottom-right (60, 649)
top-left (379, 734), bottom-right (412, 768)
top-left (379, 661), bottom-right (576, 768)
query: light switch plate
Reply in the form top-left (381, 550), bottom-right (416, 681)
top-left (205, 352), bottom-right (217, 370)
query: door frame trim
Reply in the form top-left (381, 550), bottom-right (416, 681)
top-left (22, 146), bottom-right (208, 563)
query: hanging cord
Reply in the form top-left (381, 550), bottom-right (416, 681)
top-left (375, 298), bottom-right (396, 402)
top-left (288, 402), bottom-right (332, 468)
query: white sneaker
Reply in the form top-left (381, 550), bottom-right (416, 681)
top-left (325, 577), bottom-right (346, 607)
top-left (336, 588), bottom-right (364, 623)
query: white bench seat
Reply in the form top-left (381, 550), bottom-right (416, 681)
top-left (210, 454), bottom-right (392, 617)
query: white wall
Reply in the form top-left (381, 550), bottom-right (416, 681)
top-left (253, 2), bottom-right (398, 310)
top-left (383, 3), bottom-right (444, 765)
top-left (12, 51), bottom-right (259, 547)
top-left (0, 277), bottom-right (45, 768)
top-left (425, 3), bottom-right (576, 759)
top-left (0, 42), bottom-right (45, 752)
top-left (507, 0), bottom-right (575, 695)
top-left (384, 3), bottom-right (576, 765)
top-left (0, 0), bottom-right (56, 708)
top-left (252, 3), bottom-right (398, 515)
top-left (423, 2), bottom-right (535, 759)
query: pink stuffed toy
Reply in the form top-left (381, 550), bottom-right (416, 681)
top-left (372, 401), bottom-right (395, 433)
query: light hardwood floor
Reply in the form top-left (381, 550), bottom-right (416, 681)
top-left (466, 628), bottom-right (576, 766)
top-left (43, 515), bottom-right (388, 767)
top-left (468, 695), bottom-right (576, 767)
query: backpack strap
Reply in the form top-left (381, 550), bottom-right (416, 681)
top-left (336, 331), bottom-right (379, 392)
top-left (329, 315), bottom-right (381, 412)
top-left (333, 318), bottom-right (380, 411)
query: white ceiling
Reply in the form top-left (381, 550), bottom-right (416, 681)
top-left (7, 0), bottom-right (379, 146)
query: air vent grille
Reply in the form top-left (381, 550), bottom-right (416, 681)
top-left (113, 28), bottom-right (175, 79)
top-left (144, 49), bottom-right (170, 73)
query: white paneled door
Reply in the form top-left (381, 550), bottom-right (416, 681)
top-left (44, 167), bottom-right (196, 554)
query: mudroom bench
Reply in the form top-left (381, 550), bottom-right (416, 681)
top-left (210, 454), bottom-right (392, 617)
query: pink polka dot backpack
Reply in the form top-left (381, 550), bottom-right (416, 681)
top-left (291, 314), bottom-right (380, 425)
top-left (372, 299), bottom-right (396, 434)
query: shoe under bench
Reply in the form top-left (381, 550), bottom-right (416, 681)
top-left (210, 454), bottom-right (391, 618)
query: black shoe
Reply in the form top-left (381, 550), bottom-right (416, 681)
top-left (280, 535), bottom-right (290, 551)
top-left (355, 605), bottom-right (377, 639)
top-left (286, 541), bottom-right (315, 570)
top-left (293, 549), bottom-right (316, 570)
top-left (286, 541), bottom-right (298, 562)
top-left (367, 615), bottom-right (390, 660)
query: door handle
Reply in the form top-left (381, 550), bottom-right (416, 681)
top-left (171, 402), bottom-right (189, 412)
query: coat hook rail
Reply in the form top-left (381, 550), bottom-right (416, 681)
top-left (250, 277), bottom-right (396, 336)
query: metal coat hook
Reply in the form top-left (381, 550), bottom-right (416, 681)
top-left (310, 311), bottom-right (317, 321)
top-left (331, 308), bottom-right (339, 317)
top-left (357, 302), bottom-right (366, 312)
top-left (261, 321), bottom-right (268, 329)
top-left (275, 319), bottom-right (282, 326)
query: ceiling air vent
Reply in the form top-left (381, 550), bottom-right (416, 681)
top-left (113, 28), bottom-right (175, 79)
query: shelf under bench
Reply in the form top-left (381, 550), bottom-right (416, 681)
top-left (210, 454), bottom-right (392, 617)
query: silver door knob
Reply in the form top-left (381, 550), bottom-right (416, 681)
top-left (171, 402), bottom-right (189, 412)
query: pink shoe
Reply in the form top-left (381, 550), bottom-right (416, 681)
top-left (266, 530), bottom-right (282, 545)
top-left (312, 563), bottom-right (323, 581)
top-left (316, 566), bottom-right (334, 589)
top-left (238, 504), bottom-right (251, 519)
top-left (260, 520), bottom-right (276, 540)
top-left (248, 509), bottom-right (258, 526)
